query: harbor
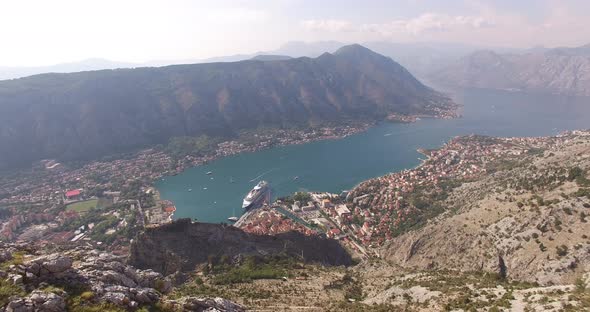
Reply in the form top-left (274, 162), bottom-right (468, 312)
top-left (155, 88), bottom-right (590, 224)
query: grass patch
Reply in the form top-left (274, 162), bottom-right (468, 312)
top-left (0, 278), bottom-right (26, 306)
top-left (0, 251), bottom-right (25, 270)
top-left (209, 255), bottom-right (294, 285)
top-left (66, 199), bottom-right (99, 213)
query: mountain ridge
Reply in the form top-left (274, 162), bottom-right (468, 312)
top-left (429, 44), bottom-right (590, 96)
top-left (0, 44), bottom-right (455, 169)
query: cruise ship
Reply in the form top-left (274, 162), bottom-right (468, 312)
top-left (242, 180), bottom-right (269, 210)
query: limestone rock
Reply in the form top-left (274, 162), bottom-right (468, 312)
top-left (180, 297), bottom-right (245, 312)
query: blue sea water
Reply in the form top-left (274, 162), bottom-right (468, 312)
top-left (156, 88), bottom-right (590, 223)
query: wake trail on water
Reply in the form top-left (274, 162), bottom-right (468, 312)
top-left (250, 168), bottom-right (277, 182)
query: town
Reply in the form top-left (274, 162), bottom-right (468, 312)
top-left (2, 118), bottom-right (586, 257)
top-left (235, 130), bottom-right (590, 257)
top-left (0, 123), bottom-right (370, 248)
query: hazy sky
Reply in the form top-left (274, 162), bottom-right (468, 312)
top-left (1, 0), bottom-right (589, 66)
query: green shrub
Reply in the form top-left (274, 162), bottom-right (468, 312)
top-left (556, 245), bottom-right (568, 257)
top-left (0, 279), bottom-right (25, 306)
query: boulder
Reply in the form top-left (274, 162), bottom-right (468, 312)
top-left (181, 297), bottom-right (245, 312)
top-left (6, 290), bottom-right (65, 312)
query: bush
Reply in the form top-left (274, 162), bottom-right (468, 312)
top-left (211, 255), bottom-right (293, 285)
top-left (80, 291), bottom-right (94, 301)
top-left (0, 279), bottom-right (25, 306)
top-left (556, 245), bottom-right (568, 257)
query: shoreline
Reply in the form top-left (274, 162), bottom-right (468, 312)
top-left (0, 110), bottom-right (457, 210)
top-left (236, 130), bottom-right (590, 247)
top-left (154, 113), bottom-right (458, 223)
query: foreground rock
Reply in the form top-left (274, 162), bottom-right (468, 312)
top-left (178, 297), bottom-right (245, 312)
top-left (3, 247), bottom-right (170, 309)
top-left (5, 290), bottom-right (65, 312)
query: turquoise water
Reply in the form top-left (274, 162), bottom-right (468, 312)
top-left (155, 88), bottom-right (590, 223)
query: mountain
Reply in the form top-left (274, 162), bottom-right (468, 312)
top-left (250, 55), bottom-right (293, 61)
top-left (0, 44), bottom-right (454, 169)
top-left (0, 58), bottom-right (139, 80)
top-left (0, 41), bottom-right (499, 81)
top-left (429, 44), bottom-right (590, 96)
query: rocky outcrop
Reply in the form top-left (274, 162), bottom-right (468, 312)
top-left (381, 137), bottom-right (590, 285)
top-left (5, 290), bottom-right (65, 312)
top-left (177, 297), bottom-right (245, 312)
top-left (129, 219), bottom-right (353, 275)
top-left (2, 248), bottom-right (172, 310)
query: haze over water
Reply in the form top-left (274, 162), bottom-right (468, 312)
top-left (156, 88), bottom-right (590, 223)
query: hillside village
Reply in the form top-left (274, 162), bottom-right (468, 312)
top-left (1, 130), bottom-right (590, 310)
top-left (0, 124), bottom-right (368, 247)
top-left (237, 131), bottom-right (590, 254)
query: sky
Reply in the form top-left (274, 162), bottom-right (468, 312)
top-left (1, 0), bottom-right (589, 66)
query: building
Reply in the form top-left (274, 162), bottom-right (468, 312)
top-left (335, 204), bottom-right (351, 218)
top-left (65, 189), bottom-right (81, 201)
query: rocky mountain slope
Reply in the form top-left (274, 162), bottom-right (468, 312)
top-left (379, 133), bottom-right (590, 286)
top-left (0, 44), bottom-right (455, 169)
top-left (429, 44), bottom-right (590, 96)
top-left (2, 132), bottom-right (590, 311)
top-left (129, 219), bottom-right (352, 275)
top-left (0, 243), bottom-right (245, 311)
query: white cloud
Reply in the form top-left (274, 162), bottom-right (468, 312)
top-left (303, 13), bottom-right (492, 38)
top-left (300, 13), bottom-right (494, 43)
top-left (300, 19), bottom-right (354, 32)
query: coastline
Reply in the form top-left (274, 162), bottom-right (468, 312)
top-left (236, 130), bottom-right (590, 247)
top-left (0, 110), bottom-right (457, 210)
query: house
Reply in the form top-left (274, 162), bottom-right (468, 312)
top-left (335, 204), bottom-right (351, 218)
top-left (65, 189), bottom-right (81, 200)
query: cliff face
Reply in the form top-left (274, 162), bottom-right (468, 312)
top-left (128, 219), bottom-right (352, 275)
top-left (0, 44), bottom-right (454, 169)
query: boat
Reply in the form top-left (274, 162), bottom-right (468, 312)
top-left (230, 177), bottom-right (235, 183)
top-left (206, 171), bottom-right (213, 175)
top-left (188, 188), bottom-right (192, 192)
top-left (293, 176), bottom-right (299, 180)
top-left (242, 180), bottom-right (269, 210)
top-left (228, 216), bottom-right (238, 222)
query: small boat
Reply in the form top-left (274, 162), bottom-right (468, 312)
top-left (230, 177), bottom-right (235, 183)
top-left (293, 176), bottom-right (299, 180)
top-left (203, 187), bottom-right (208, 190)
top-left (210, 177), bottom-right (214, 180)
top-left (206, 171), bottom-right (213, 175)
top-left (228, 217), bottom-right (238, 222)
top-left (188, 188), bottom-right (192, 192)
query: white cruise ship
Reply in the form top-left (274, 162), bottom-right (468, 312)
top-left (242, 181), bottom-right (269, 209)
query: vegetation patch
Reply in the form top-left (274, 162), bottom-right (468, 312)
top-left (0, 278), bottom-right (26, 306)
top-left (66, 199), bottom-right (99, 213)
top-left (208, 255), bottom-right (294, 285)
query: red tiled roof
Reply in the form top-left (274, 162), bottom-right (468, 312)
top-left (65, 189), bottom-right (81, 198)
